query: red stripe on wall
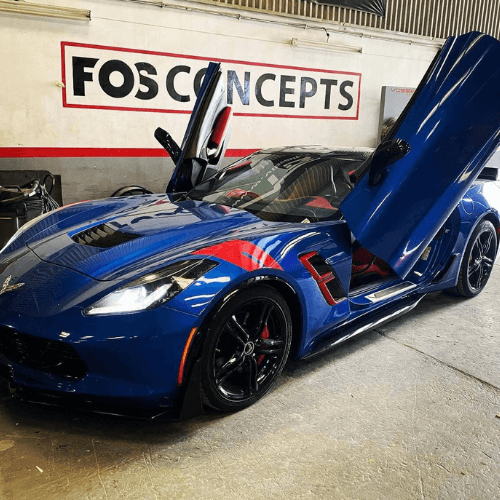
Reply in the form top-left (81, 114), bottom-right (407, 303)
top-left (0, 148), bottom-right (259, 158)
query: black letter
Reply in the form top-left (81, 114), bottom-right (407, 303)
top-left (98, 60), bottom-right (134, 98)
top-left (255, 74), bottom-right (276, 107)
top-left (194, 68), bottom-right (207, 96)
top-left (339, 80), bottom-right (354, 111)
top-left (320, 79), bottom-right (338, 110)
top-left (135, 62), bottom-right (158, 100)
top-left (299, 77), bottom-right (317, 108)
top-left (72, 56), bottom-right (98, 96)
top-left (279, 75), bottom-right (296, 108)
top-left (167, 66), bottom-right (190, 102)
top-left (227, 70), bottom-right (250, 105)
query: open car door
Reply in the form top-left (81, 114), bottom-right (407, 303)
top-left (341, 31), bottom-right (500, 279)
top-left (158, 62), bottom-right (232, 193)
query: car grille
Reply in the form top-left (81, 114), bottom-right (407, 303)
top-left (0, 326), bottom-right (87, 379)
top-left (72, 223), bottom-right (140, 248)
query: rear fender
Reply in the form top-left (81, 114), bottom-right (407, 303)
top-left (420, 195), bottom-right (500, 293)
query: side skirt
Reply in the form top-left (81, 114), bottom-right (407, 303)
top-left (302, 294), bottom-right (424, 360)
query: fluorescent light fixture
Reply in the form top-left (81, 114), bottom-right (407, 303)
top-left (290, 38), bottom-right (362, 54)
top-left (0, 0), bottom-right (90, 21)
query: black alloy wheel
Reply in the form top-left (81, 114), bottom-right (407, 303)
top-left (449, 219), bottom-right (497, 297)
top-left (200, 286), bottom-right (292, 412)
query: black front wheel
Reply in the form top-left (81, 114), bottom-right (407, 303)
top-left (200, 286), bottom-right (292, 412)
top-left (448, 219), bottom-right (497, 297)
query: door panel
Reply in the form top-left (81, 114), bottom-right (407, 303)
top-left (341, 32), bottom-right (500, 278)
top-left (167, 62), bottom-right (231, 193)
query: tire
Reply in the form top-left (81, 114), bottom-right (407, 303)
top-left (200, 286), bottom-right (292, 412)
top-left (447, 219), bottom-right (497, 297)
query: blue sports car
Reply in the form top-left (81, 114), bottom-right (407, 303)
top-left (1, 31), bottom-right (500, 419)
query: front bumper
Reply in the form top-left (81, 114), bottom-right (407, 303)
top-left (0, 358), bottom-right (204, 420)
top-left (0, 300), bottom-right (205, 419)
top-left (0, 250), bottom-right (206, 420)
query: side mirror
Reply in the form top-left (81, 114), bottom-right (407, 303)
top-left (368, 138), bottom-right (410, 186)
top-left (154, 127), bottom-right (181, 164)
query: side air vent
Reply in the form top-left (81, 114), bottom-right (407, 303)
top-left (71, 223), bottom-right (140, 249)
top-left (304, 252), bottom-right (332, 278)
top-left (299, 251), bottom-right (346, 305)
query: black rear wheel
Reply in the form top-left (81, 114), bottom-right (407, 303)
top-left (200, 286), bottom-right (292, 412)
top-left (448, 220), bottom-right (497, 297)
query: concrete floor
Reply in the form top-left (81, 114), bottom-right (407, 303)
top-left (1, 264), bottom-right (499, 499)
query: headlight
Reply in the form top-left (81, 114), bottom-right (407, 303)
top-left (83, 259), bottom-right (218, 316)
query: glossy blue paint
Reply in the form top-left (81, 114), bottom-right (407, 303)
top-left (27, 198), bottom-right (274, 280)
top-left (172, 221), bottom-right (354, 351)
top-left (1, 34), bottom-right (500, 418)
top-left (341, 32), bottom-right (500, 278)
top-left (1, 172), bottom-right (499, 416)
top-left (0, 252), bottom-right (202, 411)
top-left (0, 211), bottom-right (354, 415)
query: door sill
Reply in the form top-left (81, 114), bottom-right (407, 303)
top-left (365, 282), bottom-right (417, 303)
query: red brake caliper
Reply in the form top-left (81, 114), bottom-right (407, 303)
top-left (258, 326), bottom-right (270, 365)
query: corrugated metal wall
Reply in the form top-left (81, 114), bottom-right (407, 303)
top-left (213, 0), bottom-right (500, 39)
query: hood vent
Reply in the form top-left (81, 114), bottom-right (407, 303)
top-left (72, 223), bottom-right (140, 249)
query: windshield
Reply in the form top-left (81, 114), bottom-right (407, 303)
top-left (187, 149), bottom-right (371, 222)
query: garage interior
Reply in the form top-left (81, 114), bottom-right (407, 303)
top-left (1, 0), bottom-right (500, 499)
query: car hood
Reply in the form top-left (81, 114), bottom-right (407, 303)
top-left (26, 195), bottom-right (280, 281)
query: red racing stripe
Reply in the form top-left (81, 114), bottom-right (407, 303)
top-left (192, 239), bottom-right (282, 272)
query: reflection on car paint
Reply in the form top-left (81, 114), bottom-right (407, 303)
top-left (341, 32), bottom-right (500, 277)
top-left (0, 33), bottom-right (500, 419)
top-left (193, 239), bottom-right (283, 271)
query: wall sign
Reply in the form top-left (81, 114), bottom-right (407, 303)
top-left (61, 42), bottom-right (361, 120)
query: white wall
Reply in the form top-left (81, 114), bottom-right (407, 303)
top-left (0, 0), bottom-right (439, 201)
